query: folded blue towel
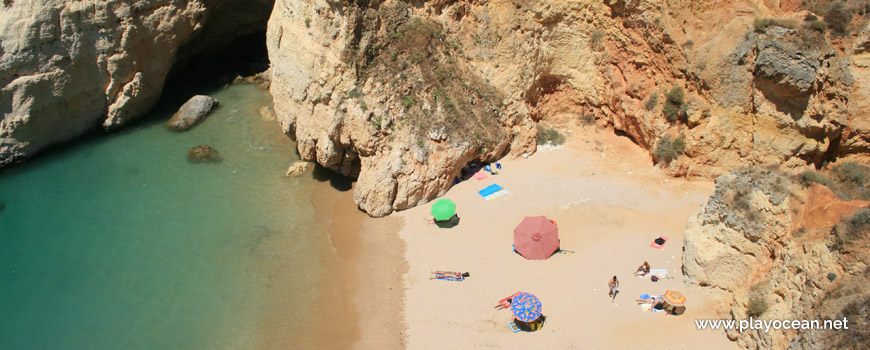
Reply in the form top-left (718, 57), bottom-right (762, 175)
top-left (478, 184), bottom-right (503, 197)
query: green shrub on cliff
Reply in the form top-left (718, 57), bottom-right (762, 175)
top-left (825, 2), bottom-right (850, 35)
top-left (799, 170), bottom-right (834, 187)
top-left (589, 30), bottom-right (604, 50)
top-left (811, 20), bottom-right (828, 32)
top-left (402, 95), bottom-right (415, 108)
top-left (746, 294), bottom-right (768, 317)
top-left (664, 87), bottom-right (684, 122)
top-left (830, 162), bottom-right (870, 200)
top-left (849, 208), bottom-right (870, 229)
top-left (796, 162), bottom-right (870, 200)
top-left (537, 126), bottom-right (565, 146)
top-left (645, 92), bottom-right (658, 110)
top-left (754, 18), bottom-right (771, 33)
top-left (831, 162), bottom-right (870, 187)
top-left (653, 136), bottom-right (685, 163)
top-left (832, 208), bottom-right (870, 250)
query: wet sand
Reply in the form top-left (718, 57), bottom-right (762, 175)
top-left (308, 182), bottom-right (407, 350)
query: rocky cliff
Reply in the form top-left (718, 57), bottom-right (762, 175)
top-left (267, 0), bottom-right (870, 216)
top-left (0, 0), bottom-right (273, 166)
top-left (683, 167), bottom-right (870, 349)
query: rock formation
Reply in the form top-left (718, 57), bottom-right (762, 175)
top-left (0, 0), bottom-right (274, 166)
top-left (187, 144), bottom-right (220, 162)
top-left (683, 168), bottom-right (870, 349)
top-left (267, 0), bottom-right (870, 216)
top-left (167, 95), bottom-right (219, 130)
top-left (259, 105), bottom-right (277, 121)
top-left (285, 161), bottom-right (310, 176)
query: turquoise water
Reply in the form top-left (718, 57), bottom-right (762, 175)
top-left (0, 84), bottom-right (331, 349)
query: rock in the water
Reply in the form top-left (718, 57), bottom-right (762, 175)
top-left (168, 96), bottom-right (219, 130)
top-left (259, 106), bottom-right (277, 121)
top-left (187, 145), bottom-right (221, 163)
top-left (0, 0), bottom-right (275, 168)
top-left (285, 162), bottom-right (310, 176)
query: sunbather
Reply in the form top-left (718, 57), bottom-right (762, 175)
top-left (636, 296), bottom-right (661, 304)
top-left (634, 261), bottom-right (651, 276)
top-left (430, 271), bottom-right (470, 279)
top-left (495, 293), bottom-right (518, 309)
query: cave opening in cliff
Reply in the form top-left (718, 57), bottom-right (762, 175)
top-left (154, 30), bottom-right (270, 112)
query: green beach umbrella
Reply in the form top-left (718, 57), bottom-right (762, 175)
top-left (430, 198), bottom-right (456, 221)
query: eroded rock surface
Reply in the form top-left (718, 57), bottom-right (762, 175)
top-left (267, 0), bottom-right (870, 216)
top-left (167, 95), bottom-right (219, 130)
top-left (683, 168), bottom-right (870, 349)
top-left (285, 161), bottom-right (309, 176)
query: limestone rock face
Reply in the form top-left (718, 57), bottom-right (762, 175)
top-left (167, 95), bottom-right (219, 130)
top-left (267, 0), bottom-right (870, 216)
top-left (0, 0), bottom-right (274, 166)
top-left (285, 161), bottom-right (309, 176)
top-left (683, 169), bottom-right (870, 349)
top-left (267, 0), bottom-right (527, 216)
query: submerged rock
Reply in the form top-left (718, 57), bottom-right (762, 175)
top-left (259, 106), bottom-right (277, 121)
top-left (168, 95), bottom-right (219, 130)
top-left (285, 162), bottom-right (310, 176)
top-left (187, 145), bottom-right (221, 163)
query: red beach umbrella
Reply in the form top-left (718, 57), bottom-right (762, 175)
top-left (513, 216), bottom-right (560, 260)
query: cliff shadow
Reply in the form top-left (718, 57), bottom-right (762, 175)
top-left (158, 31), bottom-right (270, 112)
top-left (312, 164), bottom-right (355, 192)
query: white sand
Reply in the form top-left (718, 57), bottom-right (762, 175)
top-left (395, 128), bottom-right (739, 349)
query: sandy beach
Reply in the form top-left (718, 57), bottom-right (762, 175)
top-left (308, 181), bottom-right (407, 350)
top-left (391, 126), bottom-right (740, 349)
top-left (300, 124), bottom-right (743, 349)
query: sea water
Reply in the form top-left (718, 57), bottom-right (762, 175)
top-left (0, 83), bottom-right (333, 349)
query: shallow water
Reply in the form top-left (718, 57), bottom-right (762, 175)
top-left (0, 83), bottom-right (332, 349)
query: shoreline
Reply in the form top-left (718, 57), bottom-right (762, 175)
top-left (307, 181), bottom-right (407, 349)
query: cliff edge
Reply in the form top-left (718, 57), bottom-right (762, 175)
top-left (683, 166), bottom-right (870, 349)
top-left (268, 0), bottom-right (870, 216)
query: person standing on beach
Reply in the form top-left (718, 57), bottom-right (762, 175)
top-left (608, 276), bottom-right (619, 302)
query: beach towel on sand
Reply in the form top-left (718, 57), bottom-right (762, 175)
top-left (638, 269), bottom-right (668, 278)
top-left (434, 276), bottom-right (464, 282)
top-left (472, 171), bottom-right (489, 180)
top-left (478, 184), bottom-right (503, 197)
top-left (484, 190), bottom-right (510, 200)
top-left (650, 236), bottom-right (669, 249)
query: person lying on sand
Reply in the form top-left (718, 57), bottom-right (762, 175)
top-left (636, 297), bottom-right (668, 311)
top-left (495, 297), bottom-right (513, 309)
top-left (431, 271), bottom-right (470, 279)
top-left (636, 296), bottom-right (661, 304)
top-left (634, 261), bottom-right (651, 276)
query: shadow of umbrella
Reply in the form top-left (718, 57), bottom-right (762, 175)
top-left (435, 215), bottom-right (460, 229)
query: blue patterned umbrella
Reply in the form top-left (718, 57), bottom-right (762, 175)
top-left (510, 292), bottom-right (542, 322)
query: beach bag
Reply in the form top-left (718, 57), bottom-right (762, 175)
top-left (651, 276), bottom-right (659, 282)
top-left (655, 237), bottom-right (666, 245)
